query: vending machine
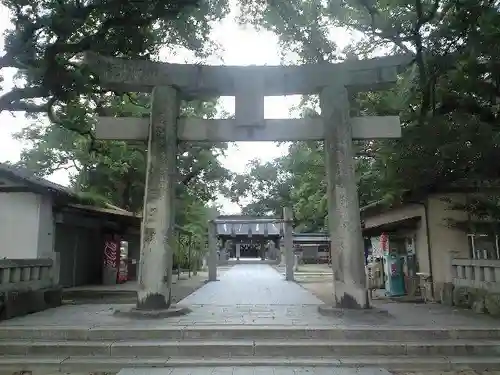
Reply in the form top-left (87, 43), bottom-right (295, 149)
top-left (383, 252), bottom-right (406, 297)
top-left (102, 234), bottom-right (120, 285)
top-left (117, 240), bottom-right (129, 283)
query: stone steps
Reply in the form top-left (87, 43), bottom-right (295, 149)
top-left (61, 289), bottom-right (138, 305)
top-left (62, 290), bottom-right (136, 299)
top-left (2, 325), bottom-right (500, 371)
top-left (2, 325), bottom-right (500, 341)
top-left (2, 339), bottom-right (500, 357)
top-left (1, 355), bottom-right (500, 372)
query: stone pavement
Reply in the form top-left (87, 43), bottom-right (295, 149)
top-left (182, 264), bottom-right (322, 305)
top-left (62, 270), bottom-right (217, 305)
top-left (118, 367), bottom-right (392, 375)
top-left (2, 264), bottom-right (500, 328)
top-left (3, 264), bottom-right (500, 374)
top-left (0, 264), bottom-right (333, 327)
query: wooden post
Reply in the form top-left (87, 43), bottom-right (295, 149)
top-left (321, 85), bottom-right (369, 309)
top-left (208, 220), bottom-right (218, 282)
top-left (136, 86), bottom-right (178, 310)
top-left (283, 207), bottom-right (294, 281)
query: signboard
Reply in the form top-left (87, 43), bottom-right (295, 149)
top-left (371, 237), bottom-right (382, 258)
top-left (371, 233), bottom-right (389, 258)
top-left (406, 237), bottom-right (415, 255)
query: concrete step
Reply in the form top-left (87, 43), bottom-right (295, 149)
top-left (0, 325), bottom-right (500, 341)
top-left (62, 289), bottom-right (137, 304)
top-left (1, 325), bottom-right (500, 341)
top-left (1, 355), bottom-right (500, 372)
top-left (2, 339), bottom-right (500, 357)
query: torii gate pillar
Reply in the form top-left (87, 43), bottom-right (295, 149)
top-left (115, 86), bottom-right (191, 318)
top-left (321, 85), bottom-right (368, 309)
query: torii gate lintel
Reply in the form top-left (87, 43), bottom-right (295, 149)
top-left (84, 51), bottom-right (412, 97)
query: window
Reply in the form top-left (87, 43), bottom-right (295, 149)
top-left (468, 233), bottom-right (500, 260)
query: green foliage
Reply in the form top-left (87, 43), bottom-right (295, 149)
top-left (226, 158), bottom-right (293, 217)
top-left (3, 0), bottom-right (231, 262)
top-left (231, 0), bottom-right (500, 229)
top-left (15, 95), bottom-right (230, 217)
top-left (0, 0), bottom-right (229, 119)
top-left (75, 191), bottom-right (113, 207)
top-left (15, 96), bottom-right (228, 261)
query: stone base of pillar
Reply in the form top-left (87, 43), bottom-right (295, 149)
top-left (332, 281), bottom-right (370, 309)
top-left (114, 304), bottom-right (191, 319)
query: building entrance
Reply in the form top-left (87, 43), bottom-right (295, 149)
top-left (216, 215), bottom-right (282, 261)
top-left (238, 243), bottom-right (259, 258)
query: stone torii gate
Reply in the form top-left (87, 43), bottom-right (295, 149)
top-left (85, 52), bottom-right (409, 313)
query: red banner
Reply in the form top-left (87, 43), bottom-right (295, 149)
top-left (380, 233), bottom-right (388, 254)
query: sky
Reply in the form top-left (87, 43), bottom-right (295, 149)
top-left (0, 4), bottom-right (353, 214)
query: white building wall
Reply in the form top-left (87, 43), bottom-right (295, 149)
top-left (0, 192), bottom-right (43, 258)
top-left (37, 194), bottom-right (55, 257)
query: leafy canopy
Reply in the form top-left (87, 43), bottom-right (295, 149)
top-left (229, 0), bottom-right (500, 231)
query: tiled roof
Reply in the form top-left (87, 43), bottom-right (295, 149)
top-left (215, 216), bottom-right (283, 236)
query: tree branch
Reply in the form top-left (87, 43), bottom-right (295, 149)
top-left (0, 87), bottom-right (49, 112)
top-left (181, 167), bottom-right (203, 186)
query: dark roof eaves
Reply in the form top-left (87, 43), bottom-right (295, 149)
top-left (0, 163), bottom-right (75, 199)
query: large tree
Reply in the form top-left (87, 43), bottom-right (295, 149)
top-left (3, 0), bottom-right (232, 260)
top-left (14, 96), bottom-right (230, 213)
top-left (231, 0), bottom-right (500, 230)
top-left (0, 0), bottom-right (229, 118)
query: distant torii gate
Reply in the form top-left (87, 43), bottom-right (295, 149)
top-left (85, 52), bottom-right (410, 313)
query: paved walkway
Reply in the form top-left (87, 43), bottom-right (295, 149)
top-left (118, 367), bottom-right (392, 375)
top-left (0, 264), bottom-right (335, 327)
top-left (2, 264), bottom-right (500, 328)
top-left (182, 264), bottom-right (322, 305)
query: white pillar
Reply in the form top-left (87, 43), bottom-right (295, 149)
top-left (137, 86), bottom-right (178, 310)
top-left (321, 85), bottom-right (369, 309)
top-left (208, 220), bottom-right (218, 281)
top-left (236, 244), bottom-right (241, 259)
top-left (283, 207), bottom-right (294, 281)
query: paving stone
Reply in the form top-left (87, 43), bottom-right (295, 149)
top-left (2, 264), bottom-right (500, 329)
top-left (181, 264), bottom-right (323, 305)
top-left (117, 368), bottom-right (394, 375)
top-left (0, 265), bottom-right (334, 328)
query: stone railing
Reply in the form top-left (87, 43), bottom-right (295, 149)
top-left (451, 258), bottom-right (500, 293)
top-left (0, 258), bottom-right (56, 293)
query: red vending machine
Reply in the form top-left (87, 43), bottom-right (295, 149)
top-left (102, 234), bottom-right (120, 285)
